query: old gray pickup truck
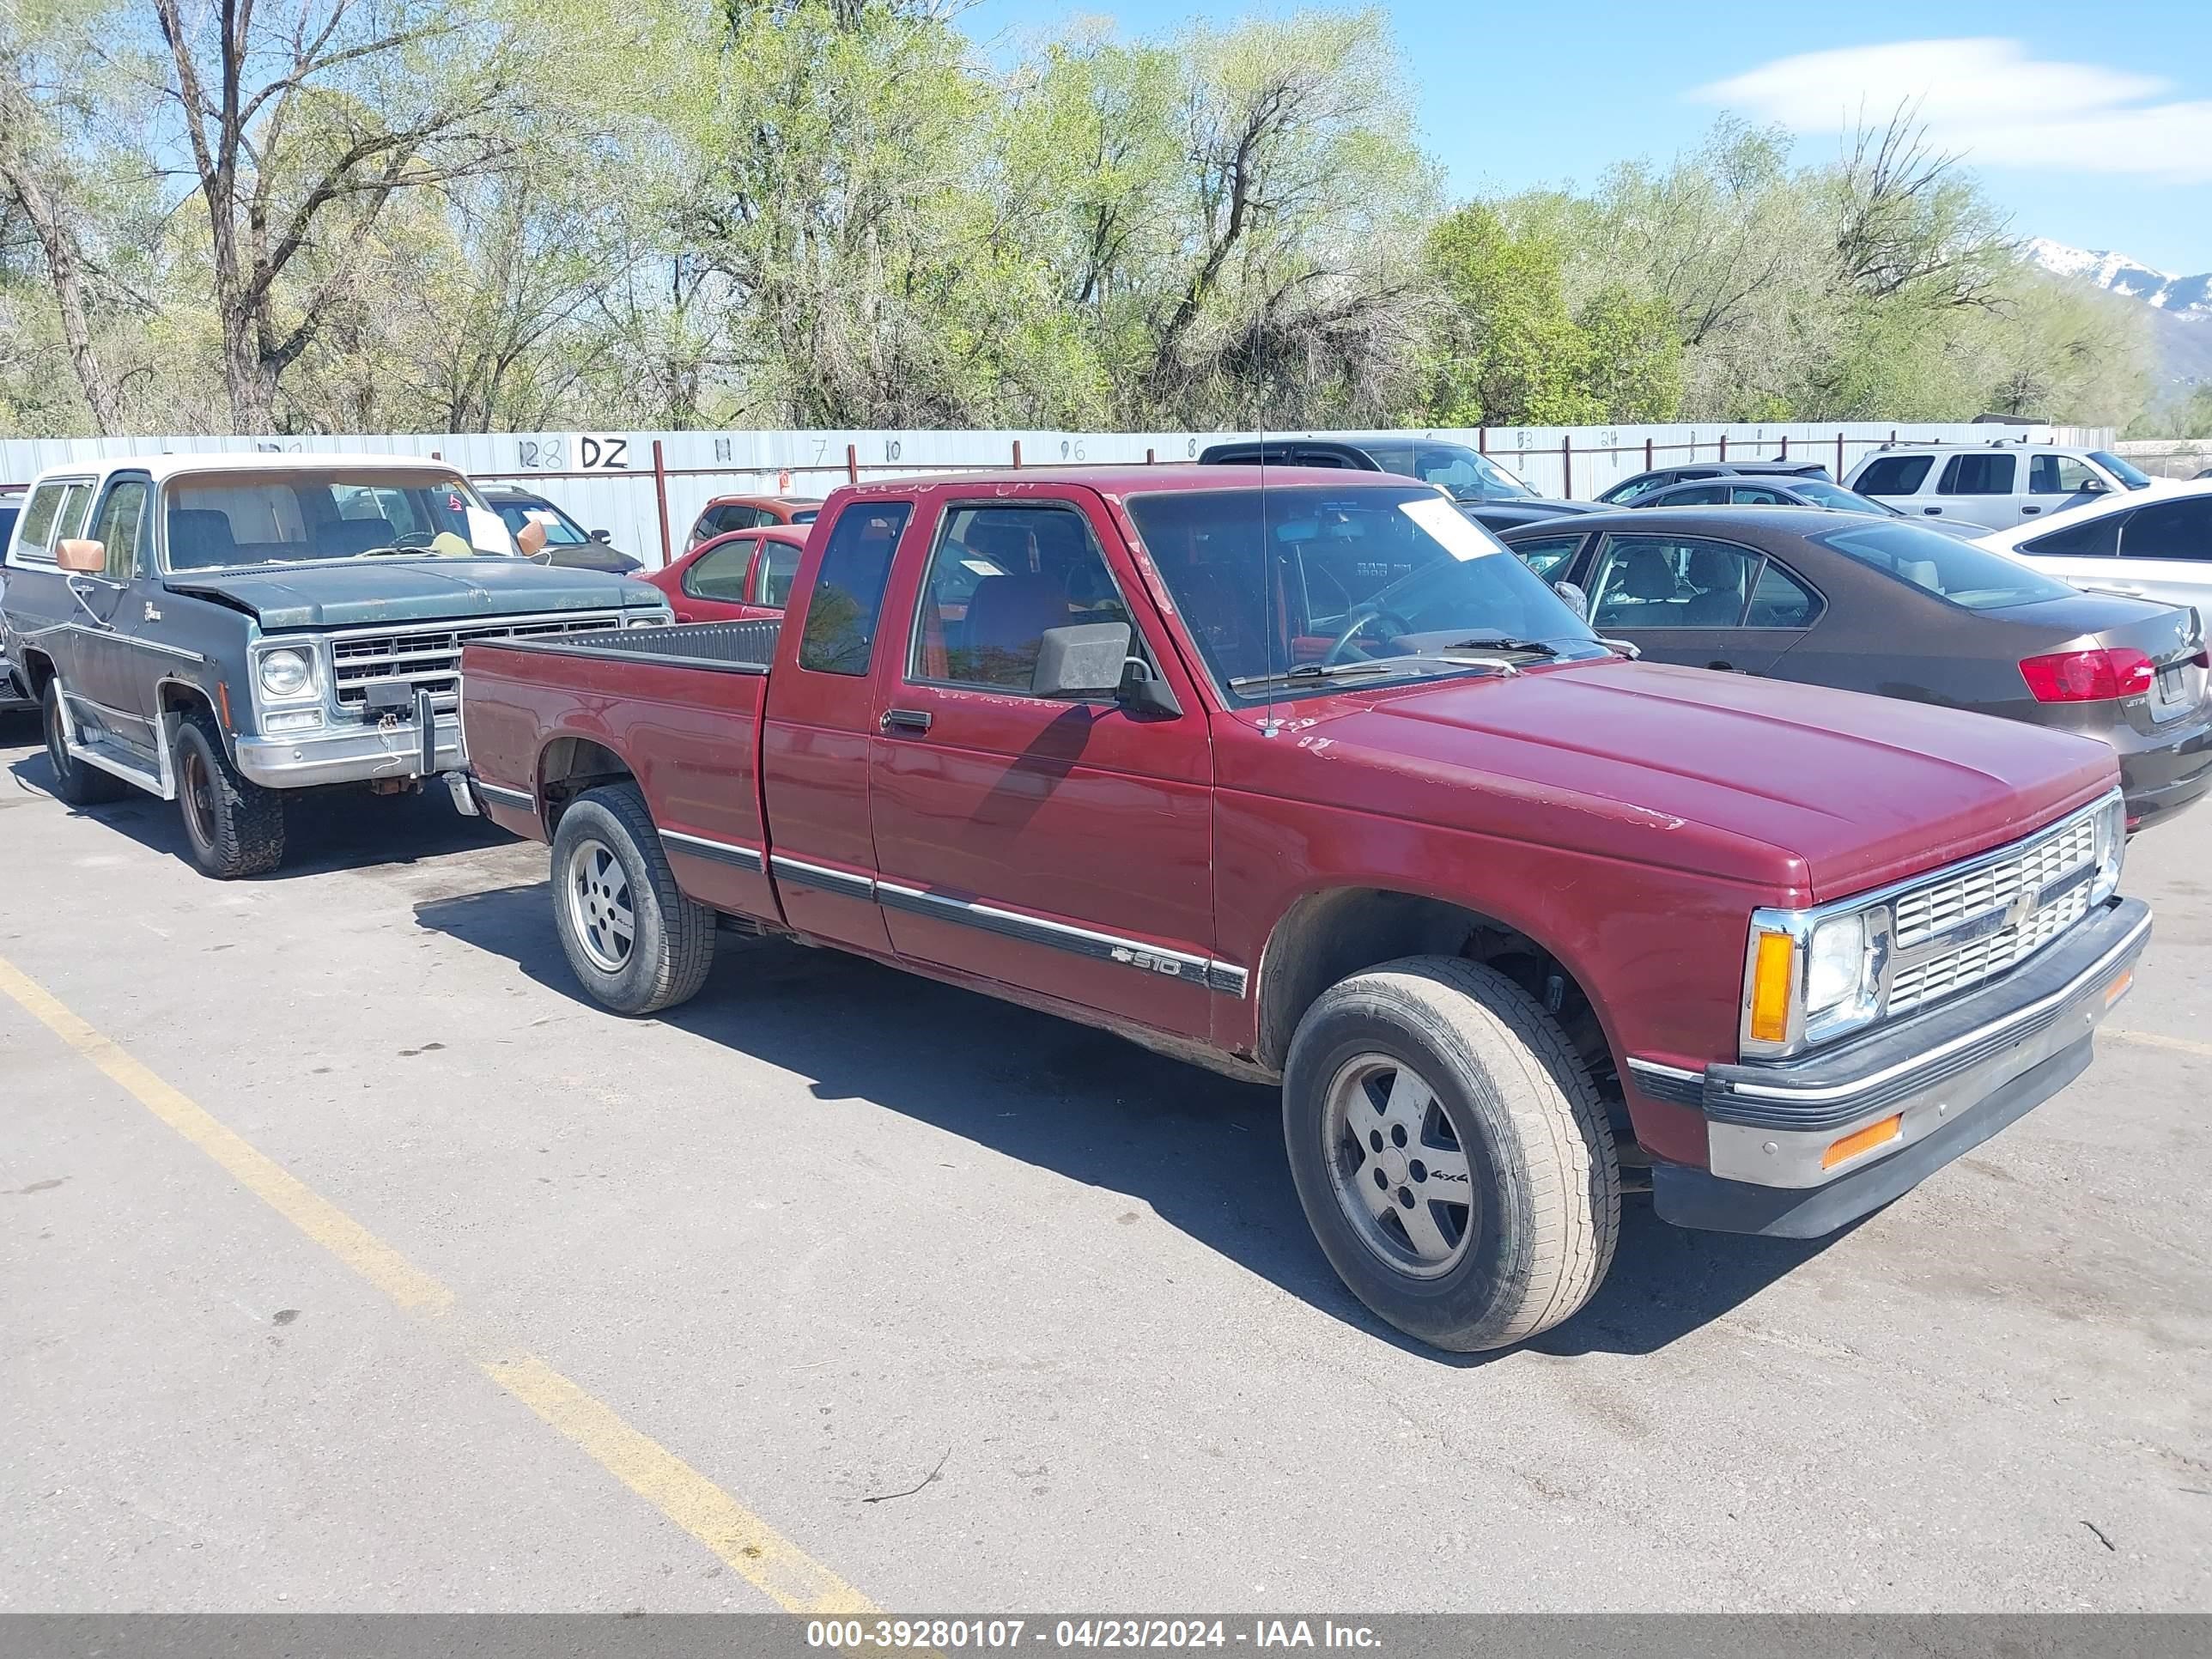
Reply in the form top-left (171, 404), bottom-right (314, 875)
top-left (2, 452), bottom-right (669, 877)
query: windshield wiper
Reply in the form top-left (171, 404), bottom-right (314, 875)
top-left (1440, 634), bottom-right (1559, 658)
top-left (1229, 654), bottom-right (1519, 693)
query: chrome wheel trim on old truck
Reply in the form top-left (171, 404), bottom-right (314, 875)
top-left (1322, 1053), bottom-right (1476, 1279)
top-left (565, 836), bottom-right (636, 973)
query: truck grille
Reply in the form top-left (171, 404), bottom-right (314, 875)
top-left (1885, 811), bottom-right (2100, 1016)
top-left (330, 611), bottom-right (627, 710)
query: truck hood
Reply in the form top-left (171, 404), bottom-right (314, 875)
top-left (164, 558), bottom-right (661, 629)
top-left (1240, 659), bottom-right (2116, 902)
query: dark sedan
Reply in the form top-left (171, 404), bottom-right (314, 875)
top-left (1500, 507), bottom-right (2212, 831)
top-left (1596, 459), bottom-right (1831, 504)
top-left (479, 484), bottom-right (641, 574)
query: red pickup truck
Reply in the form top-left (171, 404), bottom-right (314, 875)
top-left (458, 466), bottom-right (2151, 1352)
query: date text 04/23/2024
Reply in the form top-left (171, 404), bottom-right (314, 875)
top-left (804, 1622), bottom-right (1382, 1650)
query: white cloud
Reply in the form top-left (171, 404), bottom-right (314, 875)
top-left (1693, 38), bottom-right (2212, 184)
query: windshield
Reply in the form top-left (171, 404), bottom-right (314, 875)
top-left (163, 469), bottom-right (518, 570)
top-left (493, 499), bottom-right (588, 546)
top-left (2089, 451), bottom-right (2154, 490)
top-left (1127, 485), bottom-right (1607, 703)
top-left (1789, 479), bottom-right (1900, 515)
top-left (1360, 441), bottom-right (1535, 500)
top-left (1818, 522), bottom-right (2075, 611)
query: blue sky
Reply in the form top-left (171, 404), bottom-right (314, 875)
top-left (964, 0), bottom-right (2212, 276)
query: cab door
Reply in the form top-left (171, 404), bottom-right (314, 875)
top-left (865, 491), bottom-right (1219, 1039)
top-left (672, 532), bottom-right (758, 623)
top-left (4, 475), bottom-right (100, 697)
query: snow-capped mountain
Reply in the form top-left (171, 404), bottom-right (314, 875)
top-left (2026, 239), bottom-right (2212, 319)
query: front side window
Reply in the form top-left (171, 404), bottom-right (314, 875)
top-left (1937, 453), bottom-right (2017, 496)
top-left (789, 507), bottom-right (819, 525)
top-left (161, 470), bottom-right (516, 570)
top-left (2030, 454), bottom-right (2100, 495)
top-left (1588, 536), bottom-right (1765, 629)
top-left (911, 503), bottom-right (1133, 690)
top-left (683, 538), bottom-right (755, 601)
top-left (1854, 455), bottom-right (1935, 496)
top-left (1820, 522), bottom-right (2073, 610)
top-left (798, 501), bottom-right (911, 674)
top-left (754, 543), bottom-right (800, 607)
top-left (2089, 451), bottom-right (2154, 490)
top-left (2022, 513), bottom-right (2122, 558)
top-left (1126, 485), bottom-right (1606, 702)
top-left (91, 479), bottom-right (149, 580)
top-left (1510, 534), bottom-right (1584, 578)
top-left (495, 499), bottom-right (588, 546)
top-left (2116, 498), bottom-right (2212, 561)
top-left (1658, 483), bottom-right (1729, 505)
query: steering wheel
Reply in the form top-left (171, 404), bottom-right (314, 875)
top-left (1322, 605), bottom-right (1416, 666)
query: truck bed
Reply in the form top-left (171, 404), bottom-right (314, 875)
top-left (481, 617), bottom-right (782, 674)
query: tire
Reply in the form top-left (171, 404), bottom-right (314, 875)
top-left (172, 708), bottom-right (287, 878)
top-left (1282, 956), bottom-right (1620, 1352)
top-left (41, 677), bottom-right (131, 805)
top-left (550, 784), bottom-right (715, 1016)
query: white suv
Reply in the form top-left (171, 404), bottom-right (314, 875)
top-left (1846, 443), bottom-right (2165, 532)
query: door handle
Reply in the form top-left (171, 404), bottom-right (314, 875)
top-left (2021, 506), bottom-right (2041, 515)
top-left (64, 577), bottom-right (112, 628)
top-left (880, 708), bottom-right (933, 735)
top-left (1922, 507), bottom-right (1942, 515)
top-left (1705, 660), bottom-right (1735, 672)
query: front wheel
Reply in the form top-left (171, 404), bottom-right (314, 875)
top-left (550, 784), bottom-right (715, 1015)
top-left (1283, 956), bottom-right (1620, 1352)
top-left (173, 708), bottom-right (286, 878)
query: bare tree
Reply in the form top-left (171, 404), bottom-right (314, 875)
top-left (1832, 104), bottom-right (2010, 310)
top-left (0, 22), bottom-right (127, 432)
top-left (149, 0), bottom-right (524, 432)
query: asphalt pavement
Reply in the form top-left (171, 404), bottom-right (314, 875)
top-left (3, 716), bottom-right (2207, 1612)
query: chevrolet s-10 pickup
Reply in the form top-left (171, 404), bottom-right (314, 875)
top-left (456, 466), bottom-right (2149, 1351)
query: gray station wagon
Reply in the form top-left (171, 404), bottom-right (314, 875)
top-left (2, 453), bottom-right (670, 877)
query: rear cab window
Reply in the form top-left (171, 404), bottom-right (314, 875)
top-left (797, 501), bottom-right (915, 674)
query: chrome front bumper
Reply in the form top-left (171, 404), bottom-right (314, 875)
top-left (1637, 896), bottom-right (2152, 1237)
top-left (234, 700), bottom-right (460, 789)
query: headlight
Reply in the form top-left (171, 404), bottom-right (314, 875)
top-left (2090, 793), bottom-right (2125, 904)
top-left (1805, 914), bottom-right (1867, 1013)
top-left (257, 647), bottom-right (313, 698)
top-left (1743, 904), bottom-right (1885, 1058)
top-left (626, 611), bottom-right (672, 629)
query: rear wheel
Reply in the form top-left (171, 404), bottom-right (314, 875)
top-left (172, 708), bottom-right (286, 878)
top-left (41, 677), bottom-right (130, 805)
top-left (550, 784), bottom-right (714, 1015)
top-left (1283, 956), bottom-right (1619, 1352)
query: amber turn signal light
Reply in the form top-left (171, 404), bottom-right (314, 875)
top-left (1748, 932), bottom-right (1795, 1044)
top-left (1822, 1114), bottom-right (1903, 1170)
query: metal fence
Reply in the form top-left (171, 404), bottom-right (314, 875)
top-left (1, 421), bottom-right (2112, 570)
top-left (2111, 439), bottom-right (2212, 480)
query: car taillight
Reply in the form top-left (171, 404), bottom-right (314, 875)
top-left (2018, 647), bottom-right (2158, 702)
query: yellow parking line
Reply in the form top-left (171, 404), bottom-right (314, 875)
top-left (2106, 1027), bottom-right (2212, 1060)
top-left (0, 949), bottom-right (876, 1615)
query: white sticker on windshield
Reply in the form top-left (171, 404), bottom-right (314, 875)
top-left (465, 506), bottom-right (511, 551)
top-left (961, 557), bottom-right (1007, 578)
top-left (1400, 495), bottom-right (1504, 561)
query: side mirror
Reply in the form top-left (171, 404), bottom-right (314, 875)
top-left (56, 538), bottom-right (106, 574)
top-left (1552, 580), bottom-right (1589, 621)
top-left (591, 529), bottom-right (611, 543)
top-left (1031, 622), bottom-right (1131, 699)
top-left (2078, 478), bottom-right (2108, 495)
top-left (1116, 658), bottom-right (1182, 718)
top-left (515, 520), bottom-right (548, 556)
